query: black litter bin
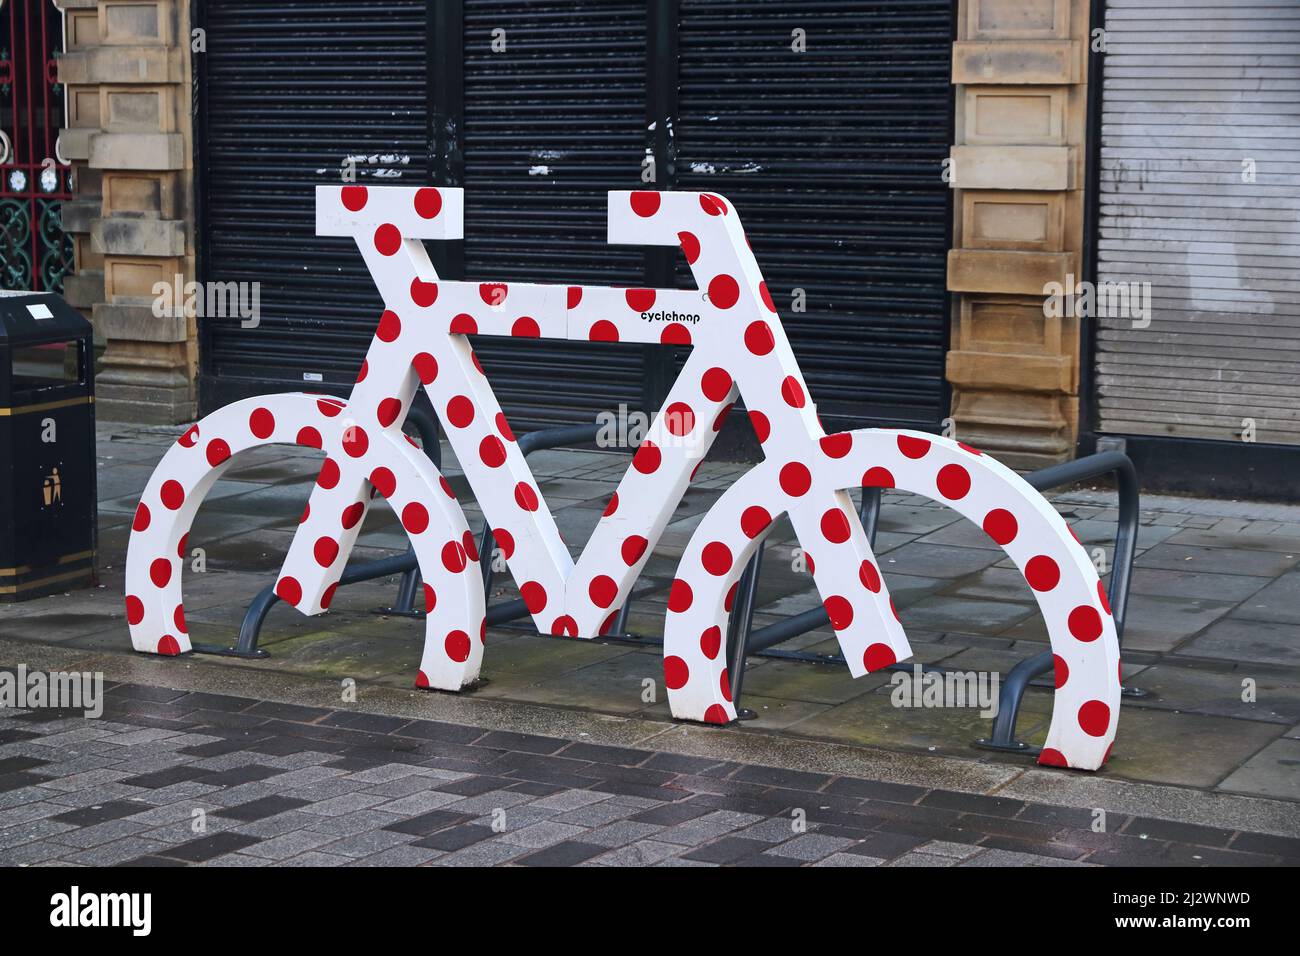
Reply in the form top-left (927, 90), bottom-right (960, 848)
top-left (0, 291), bottom-right (96, 601)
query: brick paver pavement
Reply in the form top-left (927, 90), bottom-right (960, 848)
top-left (2, 680), bottom-right (1295, 867)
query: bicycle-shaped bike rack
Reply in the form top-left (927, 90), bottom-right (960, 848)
top-left (126, 186), bottom-right (1126, 770)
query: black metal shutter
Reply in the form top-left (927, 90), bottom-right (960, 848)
top-left (198, 1), bottom-right (428, 411)
top-left (676, 0), bottom-right (953, 433)
top-left (460, 0), bottom-right (649, 431)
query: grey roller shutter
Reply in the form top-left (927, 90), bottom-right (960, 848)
top-left (1095, 0), bottom-right (1300, 444)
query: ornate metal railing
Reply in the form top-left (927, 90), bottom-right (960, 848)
top-left (0, 0), bottom-right (74, 293)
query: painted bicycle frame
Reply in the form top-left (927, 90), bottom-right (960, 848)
top-left (125, 186), bottom-right (1121, 770)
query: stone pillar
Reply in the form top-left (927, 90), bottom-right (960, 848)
top-left (946, 0), bottom-right (1090, 469)
top-left (57, 0), bottom-right (195, 423)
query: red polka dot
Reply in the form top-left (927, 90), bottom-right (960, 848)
top-left (700, 626), bottom-right (722, 660)
top-left (514, 482), bottom-right (539, 511)
top-left (1098, 580), bottom-right (1112, 615)
top-left (133, 503), bottom-right (151, 532)
top-left (819, 508), bottom-right (851, 544)
top-left (341, 502), bottom-right (365, 530)
top-left (702, 542), bottom-right (733, 576)
top-left (512, 316), bottom-right (540, 337)
top-left (724, 581), bottom-right (738, 611)
top-left (479, 436), bottom-right (507, 468)
top-left (356, 360), bottom-right (369, 383)
top-left (376, 397), bottom-right (402, 428)
top-left (439, 476), bottom-right (457, 499)
top-left (661, 322), bottom-right (692, 345)
top-left (936, 464), bottom-right (971, 500)
top-left (410, 278), bottom-right (438, 307)
top-left (1038, 748), bottom-right (1068, 768)
top-left (820, 433), bottom-right (852, 458)
top-left (177, 533), bottom-right (189, 559)
top-left (703, 704), bottom-right (729, 724)
top-left (633, 440), bottom-right (661, 474)
top-left (958, 442), bottom-right (983, 456)
top-left (1025, 555), bottom-right (1061, 592)
top-left (567, 286), bottom-right (582, 309)
top-left (494, 413), bottom-right (515, 441)
top-left (1078, 700), bottom-right (1110, 737)
top-left (423, 584), bottom-right (437, 611)
top-left (624, 288), bottom-right (655, 313)
top-left (780, 376), bottom-right (806, 408)
top-left (342, 426), bottom-right (369, 458)
top-left (749, 410), bottom-right (771, 443)
top-left (862, 466), bottom-right (895, 489)
top-left (621, 536), bottom-right (648, 566)
top-left (276, 576), bottom-right (302, 605)
top-left (589, 575), bottom-right (618, 608)
top-left (631, 190), bottom-right (661, 217)
top-left (415, 670), bottom-right (431, 689)
top-left (663, 656), bottom-right (689, 690)
top-left (157, 635), bottom-right (181, 656)
top-left (779, 462), bottom-right (812, 497)
top-left (589, 320), bottom-right (618, 342)
top-left (859, 560), bottom-right (881, 592)
top-left (493, 528), bottom-right (515, 559)
top-left (445, 630), bottom-right (471, 663)
top-left (441, 540), bottom-right (467, 573)
top-left (700, 194), bottom-right (728, 216)
top-left (744, 320), bottom-right (775, 355)
top-left (446, 395), bottom-right (475, 429)
top-left (720, 669), bottom-right (733, 702)
top-left (316, 398), bottom-right (344, 418)
top-left (603, 493), bottom-right (619, 517)
top-left (413, 352), bottom-right (438, 383)
top-left (668, 579), bottom-right (693, 613)
top-left (149, 558), bottom-right (172, 588)
top-left (178, 425), bottom-right (199, 448)
top-left (341, 185), bottom-right (367, 211)
top-left (1052, 654), bottom-right (1069, 689)
top-left (982, 509), bottom-right (1018, 545)
top-left (402, 503), bottom-right (429, 534)
top-left (125, 596), bottom-right (144, 625)
top-left (160, 480), bottom-right (185, 510)
top-left (701, 367), bottom-right (732, 402)
top-left (377, 310), bottom-right (401, 342)
top-left (462, 530), bottom-right (480, 562)
top-left (201, 442), bottom-right (230, 470)
top-left (664, 402), bottom-right (695, 437)
top-left (897, 435), bottom-right (931, 459)
top-left (824, 595), bottom-right (854, 630)
top-left (708, 274), bottom-right (739, 309)
top-left (314, 536), bottom-right (339, 567)
top-left (414, 187), bottom-right (443, 219)
top-left (249, 407), bottom-right (275, 439)
top-left (551, 615), bottom-right (578, 637)
top-left (1068, 606), bottom-right (1103, 642)
top-left (759, 282), bottom-right (776, 312)
top-left (297, 426), bottom-right (322, 449)
top-left (521, 581), bottom-right (548, 614)
top-left (741, 506), bottom-right (771, 539)
top-left (374, 224), bottom-right (401, 256)
top-left (863, 643), bottom-right (896, 672)
top-left (369, 467), bottom-right (395, 497)
top-left (480, 283), bottom-right (507, 306)
top-left (678, 231), bottom-right (700, 264)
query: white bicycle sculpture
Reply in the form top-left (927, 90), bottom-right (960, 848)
top-left (125, 186), bottom-right (1121, 770)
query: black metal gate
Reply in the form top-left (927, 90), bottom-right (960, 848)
top-left (197, 0), bottom-right (952, 435)
top-left (0, 0), bottom-right (74, 293)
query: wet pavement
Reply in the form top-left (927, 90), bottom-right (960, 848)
top-left (0, 421), bottom-right (1298, 865)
